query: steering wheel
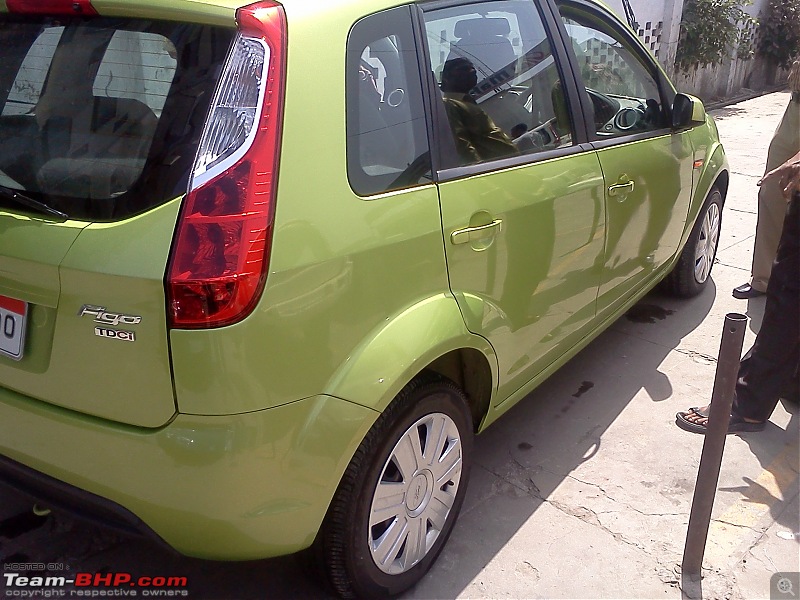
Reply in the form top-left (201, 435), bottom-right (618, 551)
top-left (614, 105), bottom-right (645, 131)
top-left (586, 88), bottom-right (620, 130)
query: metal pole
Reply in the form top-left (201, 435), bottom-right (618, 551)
top-left (682, 313), bottom-right (748, 578)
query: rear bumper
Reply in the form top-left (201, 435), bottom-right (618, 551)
top-left (0, 453), bottom-right (170, 546)
top-left (0, 388), bottom-right (377, 559)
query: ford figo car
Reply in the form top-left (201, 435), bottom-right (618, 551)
top-left (0, 0), bottom-right (726, 596)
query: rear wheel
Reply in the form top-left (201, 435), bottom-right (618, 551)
top-left (662, 188), bottom-right (723, 297)
top-left (319, 377), bottom-right (473, 599)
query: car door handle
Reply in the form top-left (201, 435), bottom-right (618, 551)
top-left (608, 180), bottom-right (635, 197)
top-left (450, 219), bottom-right (503, 245)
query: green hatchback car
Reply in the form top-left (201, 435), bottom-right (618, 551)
top-left (0, 0), bottom-right (727, 596)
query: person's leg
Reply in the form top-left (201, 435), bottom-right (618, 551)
top-left (749, 180), bottom-right (788, 292)
top-left (739, 99), bottom-right (800, 295)
top-left (679, 196), bottom-right (799, 432)
top-left (734, 195), bottom-right (800, 421)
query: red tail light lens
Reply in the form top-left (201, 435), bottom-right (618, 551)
top-left (167, 1), bottom-right (287, 329)
top-left (6, 0), bottom-right (98, 14)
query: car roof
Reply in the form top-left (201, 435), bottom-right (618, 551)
top-left (3, 0), bottom-right (617, 32)
top-left (72, 0), bottom-right (413, 27)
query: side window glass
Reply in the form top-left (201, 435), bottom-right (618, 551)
top-left (558, 7), bottom-right (667, 137)
top-left (346, 7), bottom-right (431, 196)
top-left (424, 0), bottom-right (573, 168)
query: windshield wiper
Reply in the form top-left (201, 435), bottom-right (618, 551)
top-left (0, 185), bottom-right (69, 222)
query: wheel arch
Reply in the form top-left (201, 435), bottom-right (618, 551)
top-left (691, 142), bottom-right (728, 223)
top-left (323, 293), bottom-right (497, 429)
top-left (423, 348), bottom-right (494, 433)
top-left (668, 141), bottom-right (727, 265)
top-left (713, 167), bottom-right (730, 203)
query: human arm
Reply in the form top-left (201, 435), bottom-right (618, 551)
top-left (759, 150), bottom-right (800, 200)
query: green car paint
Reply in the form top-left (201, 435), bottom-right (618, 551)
top-left (320, 293), bottom-right (498, 412)
top-left (0, 220), bottom-right (88, 376)
top-left (0, 385), bottom-right (377, 558)
top-left (0, 201), bottom-right (180, 427)
top-left (0, 219), bottom-right (87, 309)
top-left (593, 132), bottom-right (696, 314)
top-left (439, 152), bottom-right (607, 405)
top-left (170, 182), bottom-right (456, 415)
top-left (0, 0), bottom-right (728, 569)
top-left (87, 0), bottom-right (239, 26)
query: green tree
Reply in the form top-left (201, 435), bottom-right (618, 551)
top-left (676, 0), bottom-right (757, 71)
top-left (758, 0), bottom-right (800, 67)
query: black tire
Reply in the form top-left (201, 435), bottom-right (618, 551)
top-left (318, 376), bottom-right (473, 599)
top-left (662, 188), bottom-right (723, 298)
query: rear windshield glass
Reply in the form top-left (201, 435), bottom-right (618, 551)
top-left (0, 15), bottom-right (235, 221)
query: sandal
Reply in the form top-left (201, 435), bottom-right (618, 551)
top-left (675, 406), bottom-right (765, 434)
top-left (675, 406), bottom-right (710, 433)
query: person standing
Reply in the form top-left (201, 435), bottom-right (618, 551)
top-left (677, 149), bottom-right (800, 433)
top-left (733, 59), bottom-right (800, 298)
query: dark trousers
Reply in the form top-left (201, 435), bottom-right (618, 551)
top-left (733, 193), bottom-right (800, 422)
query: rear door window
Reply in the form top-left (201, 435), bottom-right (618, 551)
top-left (423, 0), bottom-right (575, 168)
top-left (0, 16), bottom-right (234, 221)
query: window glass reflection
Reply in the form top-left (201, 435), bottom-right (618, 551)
top-left (424, 0), bottom-right (573, 167)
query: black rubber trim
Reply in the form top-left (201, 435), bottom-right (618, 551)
top-left (437, 143), bottom-right (594, 182)
top-left (0, 453), bottom-right (173, 550)
top-left (589, 128), bottom-right (675, 150)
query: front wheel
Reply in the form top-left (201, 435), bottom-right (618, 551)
top-left (318, 377), bottom-right (473, 599)
top-left (662, 188), bottom-right (723, 297)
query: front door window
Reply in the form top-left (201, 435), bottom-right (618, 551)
top-left (560, 11), bottom-right (668, 138)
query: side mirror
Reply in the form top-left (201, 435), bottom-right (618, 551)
top-left (673, 93), bottom-right (706, 130)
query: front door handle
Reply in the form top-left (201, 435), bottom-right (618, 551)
top-left (450, 219), bottom-right (503, 245)
top-left (608, 180), bottom-right (635, 198)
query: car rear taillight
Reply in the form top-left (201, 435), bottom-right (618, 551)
top-left (167, 1), bottom-right (287, 329)
top-left (6, 0), bottom-right (98, 14)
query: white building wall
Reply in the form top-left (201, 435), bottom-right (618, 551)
top-left (604, 0), bottom-right (784, 101)
top-left (602, 0), bottom-right (673, 61)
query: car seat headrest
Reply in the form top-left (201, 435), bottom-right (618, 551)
top-left (453, 18), bottom-right (511, 39)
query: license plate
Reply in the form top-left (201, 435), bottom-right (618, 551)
top-left (0, 295), bottom-right (27, 360)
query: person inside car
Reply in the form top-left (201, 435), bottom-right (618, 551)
top-left (440, 57), bottom-right (519, 164)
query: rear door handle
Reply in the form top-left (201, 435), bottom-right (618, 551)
top-left (450, 219), bottom-right (503, 245)
top-left (608, 180), bottom-right (635, 197)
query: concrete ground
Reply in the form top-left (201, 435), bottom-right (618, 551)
top-left (1, 92), bottom-right (798, 600)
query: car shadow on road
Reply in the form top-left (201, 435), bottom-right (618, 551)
top-left (406, 283), bottom-right (722, 598)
